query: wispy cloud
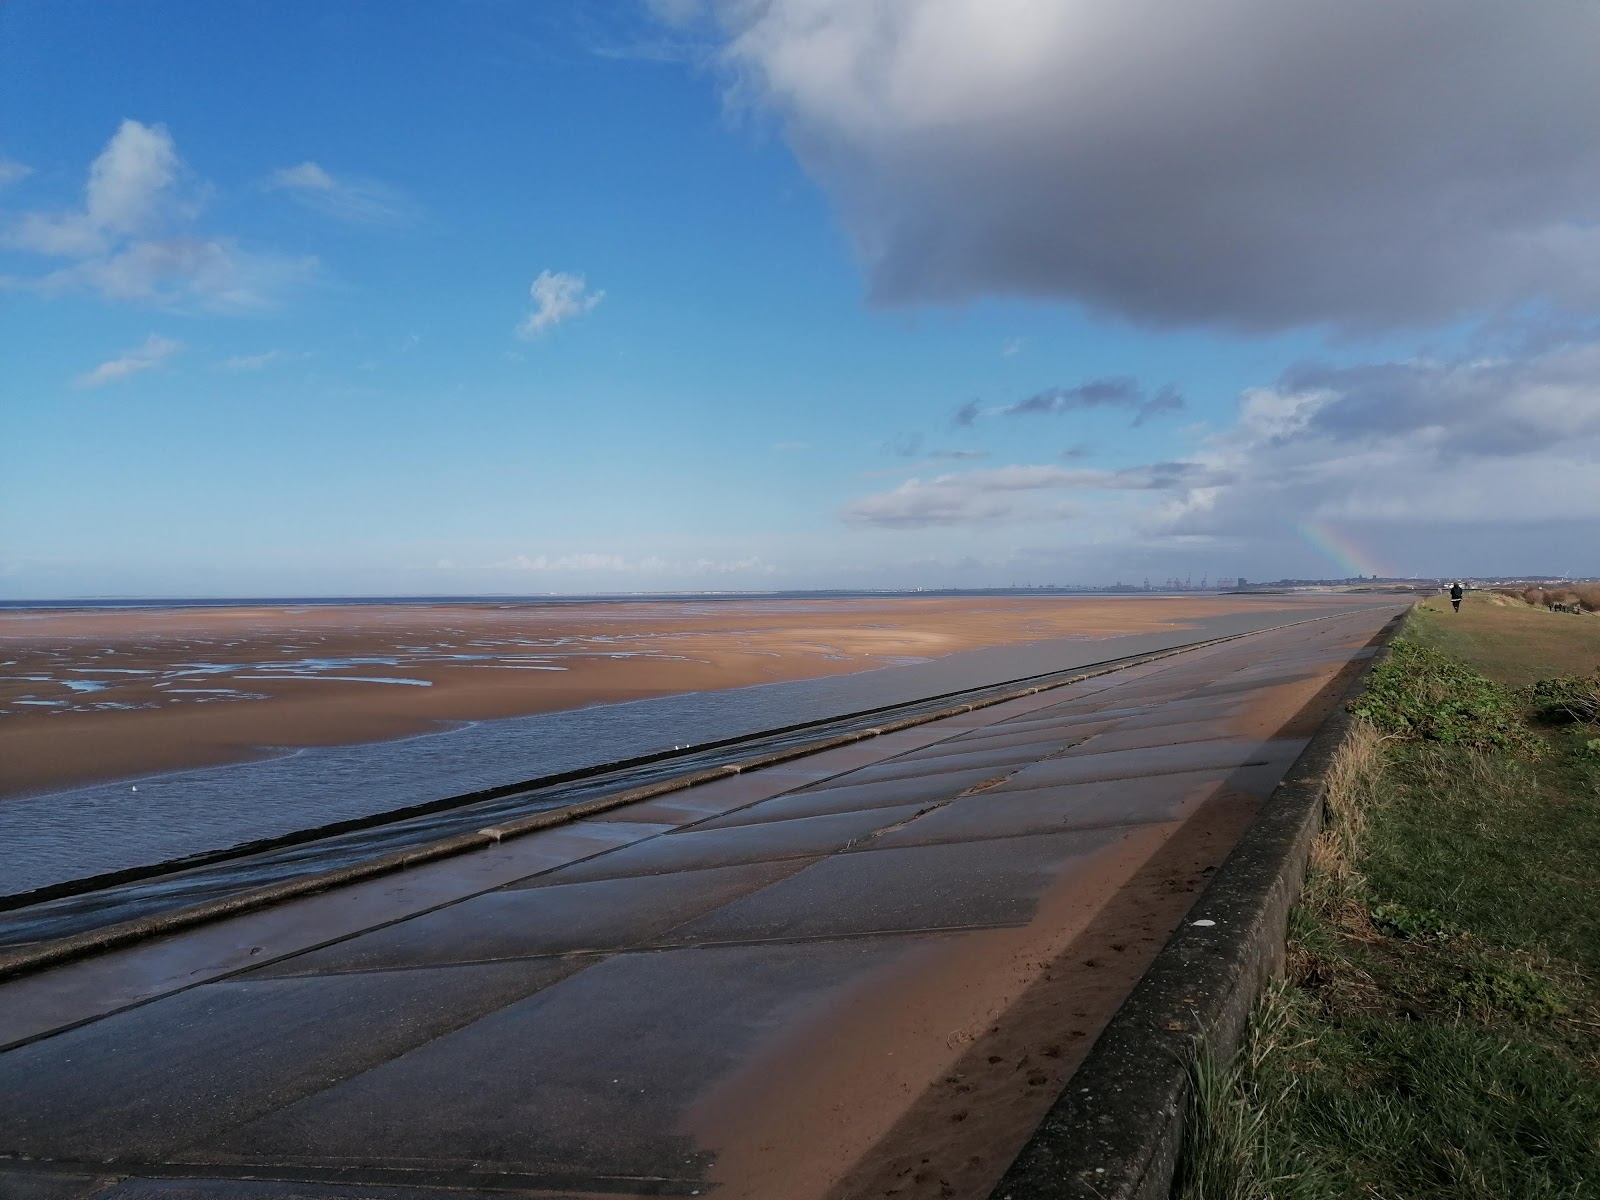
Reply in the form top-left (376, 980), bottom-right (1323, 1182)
top-left (996, 378), bottom-right (1183, 425)
top-left (73, 334), bottom-right (182, 389)
top-left (951, 379), bottom-right (1181, 429)
top-left (772, 441), bottom-right (810, 451)
top-left (515, 269), bottom-right (604, 338)
top-left (0, 156), bottom-right (32, 189)
top-left (1002, 337), bottom-right (1024, 357)
top-left (841, 462), bottom-right (1219, 527)
top-left (882, 433), bottom-right (988, 463)
top-left (215, 350), bottom-right (292, 372)
top-left (644, 0), bottom-right (704, 25)
top-left (265, 161), bottom-right (417, 226)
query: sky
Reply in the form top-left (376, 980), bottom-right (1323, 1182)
top-left (3, 0), bottom-right (1599, 598)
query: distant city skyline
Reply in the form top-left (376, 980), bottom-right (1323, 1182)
top-left (4, 2), bottom-right (1598, 598)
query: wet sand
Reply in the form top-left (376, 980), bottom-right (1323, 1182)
top-left (2, 595), bottom-right (1306, 797)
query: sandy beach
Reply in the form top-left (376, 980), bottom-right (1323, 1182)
top-left (2, 595), bottom-right (1311, 797)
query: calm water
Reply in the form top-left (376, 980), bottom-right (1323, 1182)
top-left (0, 601), bottom-right (1375, 897)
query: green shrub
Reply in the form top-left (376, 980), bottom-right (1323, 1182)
top-left (1371, 901), bottom-right (1454, 941)
top-left (1351, 640), bottom-right (1544, 756)
top-left (1521, 673), bottom-right (1600, 726)
top-left (1445, 964), bottom-right (1566, 1022)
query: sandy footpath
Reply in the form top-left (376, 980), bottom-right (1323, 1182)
top-left (1, 595), bottom-right (1298, 796)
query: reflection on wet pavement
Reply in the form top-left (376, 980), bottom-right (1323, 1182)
top-left (0, 606), bottom-right (1400, 1200)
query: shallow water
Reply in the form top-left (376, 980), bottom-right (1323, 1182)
top-left (0, 603), bottom-right (1373, 896)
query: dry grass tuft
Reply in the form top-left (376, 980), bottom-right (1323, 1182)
top-left (1304, 718), bottom-right (1383, 912)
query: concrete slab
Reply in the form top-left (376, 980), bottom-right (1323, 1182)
top-left (806, 741), bottom-right (1069, 786)
top-left (0, 820), bottom-right (674, 1051)
top-left (587, 726), bottom-right (1021, 829)
top-left (1183, 672), bottom-right (1321, 699)
top-left (754, 739), bottom-right (953, 780)
top-left (689, 767), bottom-right (1008, 828)
top-left (866, 772), bottom-right (1230, 847)
top-left (960, 705), bottom-right (1154, 734)
top-left (911, 686), bottom-right (1109, 734)
top-left (655, 830), bottom-right (1131, 944)
top-left (257, 859), bottom-right (812, 975)
top-left (995, 738), bottom-right (1298, 790)
top-left (521, 803), bottom-right (936, 884)
top-left (879, 730), bottom-right (1084, 763)
top-left (0, 959), bottom-right (582, 1160)
top-left (1108, 698), bottom-right (1250, 729)
top-left (189, 939), bottom-right (920, 1188)
top-left (586, 769), bottom-right (814, 825)
top-left (1075, 718), bottom-right (1239, 754)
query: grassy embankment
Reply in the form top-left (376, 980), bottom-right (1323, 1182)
top-left (1177, 594), bottom-right (1600, 1199)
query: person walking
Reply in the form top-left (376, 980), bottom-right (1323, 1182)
top-left (1449, 581), bottom-right (1464, 612)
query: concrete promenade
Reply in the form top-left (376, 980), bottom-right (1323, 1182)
top-left (0, 603), bottom-right (1401, 1200)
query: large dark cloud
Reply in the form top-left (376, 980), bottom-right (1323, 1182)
top-left (1282, 345), bottom-right (1600, 458)
top-left (716, 1), bottom-right (1600, 331)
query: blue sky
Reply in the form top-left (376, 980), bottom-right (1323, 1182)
top-left (4, 1), bottom-right (1598, 597)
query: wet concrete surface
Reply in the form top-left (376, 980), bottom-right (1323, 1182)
top-left (0, 602), bottom-right (1403, 1200)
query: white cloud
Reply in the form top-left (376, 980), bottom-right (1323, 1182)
top-left (646, 0), bottom-right (706, 26)
top-left (1, 120), bottom-right (315, 311)
top-left (269, 162), bottom-right (335, 191)
top-left (72, 334), bottom-right (182, 389)
top-left (216, 350), bottom-right (286, 371)
top-left (86, 118), bottom-right (182, 236)
top-left (0, 157), bottom-right (33, 189)
top-left (1157, 338), bottom-right (1600, 541)
top-left (708, 0), bottom-right (1600, 331)
top-left (487, 552), bottom-right (775, 575)
top-left (1001, 337), bottom-right (1023, 357)
top-left (265, 160), bottom-right (416, 226)
top-left (492, 553), bottom-right (624, 571)
top-left (516, 270), bottom-right (605, 338)
top-left (692, 556), bottom-right (775, 575)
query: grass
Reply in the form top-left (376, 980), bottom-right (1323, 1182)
top-left (1175, 595), bottom-right (1600, 1200)
top-left (1408, 592), bottom-right (1600, 687)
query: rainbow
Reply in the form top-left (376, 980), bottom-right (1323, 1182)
top-left (1297, 520), bottom-right (1388, 578)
